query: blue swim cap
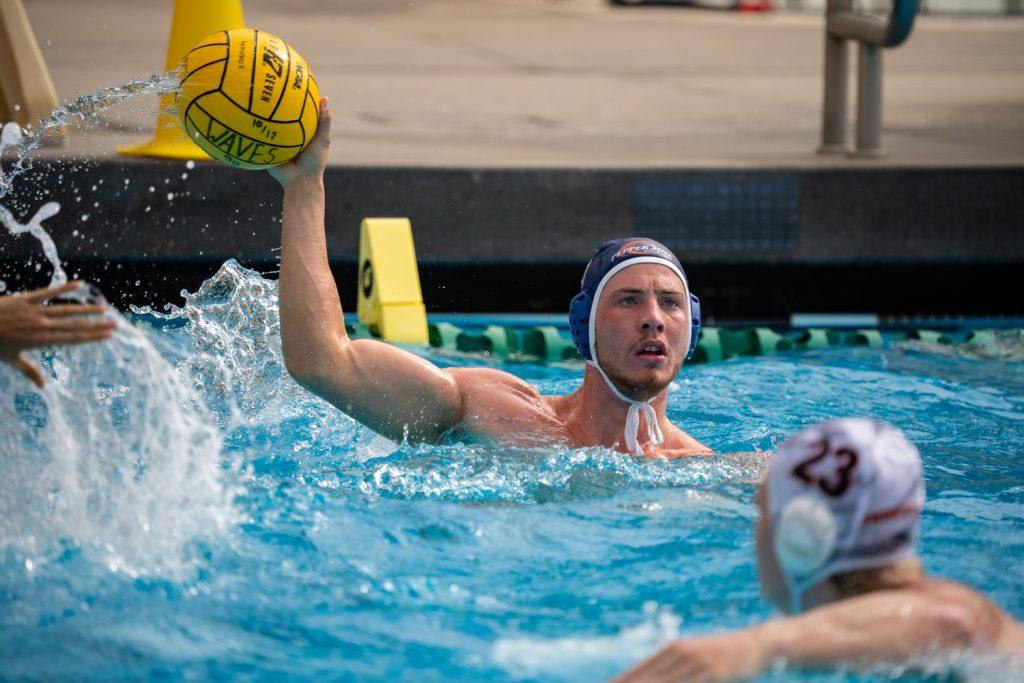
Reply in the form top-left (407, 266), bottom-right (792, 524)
top-left (568, 238), bottom-right (701, 362)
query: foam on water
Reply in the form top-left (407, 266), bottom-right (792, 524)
top-left (0, 259), bottom-right (1021, 681)
top-left (0, 307), bottom-right (240, 578)
top-left (492, 602), bottom-right (682, 681)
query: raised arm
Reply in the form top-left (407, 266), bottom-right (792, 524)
top-left (269, 99), bottom-right (463, 443)
top-left (613, 587), bottom-right (1001, 682)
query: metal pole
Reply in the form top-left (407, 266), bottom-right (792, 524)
top-left (853, 42), bottom-right (884, 157)
top-left (818, 32), bottom-right (848, 154)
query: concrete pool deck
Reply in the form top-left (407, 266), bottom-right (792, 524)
top-left (4, 0), bottom-right (1024, 316)
top-left (20, 0), bottom-right (1024, 169)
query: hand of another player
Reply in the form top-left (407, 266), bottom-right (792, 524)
top-left (268, 96), bottom-right (332, 188)
top-left (0, 281), bottom-right (117, 388)
top-left (611, 631), bottom-right (767, 683)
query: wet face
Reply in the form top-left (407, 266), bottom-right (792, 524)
top-left (592, 263), bottom-right (689, 401)
top-left (755, 483), bottom-right (790, 612)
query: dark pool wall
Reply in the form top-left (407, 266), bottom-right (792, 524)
top-left (1, 160), bottom-right (1021, 317)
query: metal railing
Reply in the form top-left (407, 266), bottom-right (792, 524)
top-left (818, 0), bottom-right (918, 157)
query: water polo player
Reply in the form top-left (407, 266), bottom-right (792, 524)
top-left (268, 99), bottom-right (710, 457)
top-left (615, 419), bottom-right (1024, 682)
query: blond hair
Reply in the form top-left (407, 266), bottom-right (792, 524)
top-left (829, 558), bottom-right (925, 598)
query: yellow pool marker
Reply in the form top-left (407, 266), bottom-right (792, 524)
top-left (356, 218), bottom-right (429, 345)
top-left (118, 0), bottom-right (244, 161)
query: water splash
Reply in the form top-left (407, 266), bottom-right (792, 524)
top-left (493, 603), bottom-right (682, 681)
top-left (0, 308), bottom-right (240, 578)
top-left (130, 261), bottom-right (767, 505)
top-left (133, 259), bottom-right (321, 427)
top-left (0, 201), bottom-right (66, 286)
top-left (0, 72), bottom-right (179, 199)
top-left (359, 443), bottom-right (765, 504)
top-left (0, 119), bottom-right (22, 156)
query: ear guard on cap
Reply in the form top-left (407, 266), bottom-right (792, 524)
top-left (569, 291), bottom-right (702, 362)
top-left (568, 290), bottom-right (594, 360)
top-left (773, 495), bottom-right (838, 579)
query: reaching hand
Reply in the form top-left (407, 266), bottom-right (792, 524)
top-left (0, 281), bottom-right (117, 388)
top-left (611, 631), bottom-right (767, 683)
top-left (268, 97), bottom-right (332, 187)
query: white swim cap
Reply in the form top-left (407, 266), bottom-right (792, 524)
top-left (767, 418), bottom-right (925, 613)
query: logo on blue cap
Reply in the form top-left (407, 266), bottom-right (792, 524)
top-left (568, 238), bottom-right (701, 362)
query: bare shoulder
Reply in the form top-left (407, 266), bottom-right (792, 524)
top-left (654, 424), bottom-right (714, 458)
top-left (916, 579), bottom-right (1020, 651)
top-left (816, 580), bottom-right (1008, 650)
top-left (446, 366), bottom-right (543, 400)
top-left (445, 366), bottom-right (566, 444)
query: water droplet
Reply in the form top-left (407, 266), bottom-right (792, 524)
top-left (148, 186), bottom-right (155, 193)
top-left (72, 230), bottom-right (79, 237)
top-left (166, 193), bottom-right (174, 201)
top-left (185, 160), bottom-right (195, 170)
top-left (80, 214), bottom-right (89, 222)
top-left (181, 173), bottom-right (188, 180)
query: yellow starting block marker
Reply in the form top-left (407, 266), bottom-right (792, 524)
top-left (356, 218), bottom-right (429, 345)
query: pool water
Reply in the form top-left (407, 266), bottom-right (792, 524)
top-left (1, 261), bottom-right (1022, 681)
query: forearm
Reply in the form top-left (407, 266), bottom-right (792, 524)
top-left (270, 100), bottom-right (463, 441)
top-left (275, 176), bottom-right (462, 441)
top-left (760, 613), bottom-right (908, 668)
top-left (278, 176), bottom-right (346, 374)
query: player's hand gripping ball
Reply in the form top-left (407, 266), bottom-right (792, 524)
top-left (177, 28), bottom-right (320, 169)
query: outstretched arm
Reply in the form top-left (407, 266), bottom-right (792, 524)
top-left (612, 588), bottom-right (996, 682)
top-left (269, 98), bottom-right (463, 443)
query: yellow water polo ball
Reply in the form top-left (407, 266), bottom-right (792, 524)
top-left (177, 28), bottom-right (321, 169)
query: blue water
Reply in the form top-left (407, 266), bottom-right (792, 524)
top-left (1, 261), bottom-right (1022, 682)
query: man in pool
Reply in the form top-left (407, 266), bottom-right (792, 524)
top-left (614, 418), bottom-right (1024, 682)
top-left (269, 99), bottom-right (710, 457)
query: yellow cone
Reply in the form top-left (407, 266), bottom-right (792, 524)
top-left (118, 0), bottom-right (245, 160)
top-left (0, 0), bottom-right (61, 136)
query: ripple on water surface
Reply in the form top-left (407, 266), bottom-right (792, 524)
top-left (1, 261), bottom-right (1022, 681)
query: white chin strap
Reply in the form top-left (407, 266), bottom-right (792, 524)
top-left (589, 361), bottom-right (664, 455)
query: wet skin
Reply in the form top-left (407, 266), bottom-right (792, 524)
top-left (591, 264), bottom-right (690, 401)
top-left (272, 99), bottom-right (709, 457)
